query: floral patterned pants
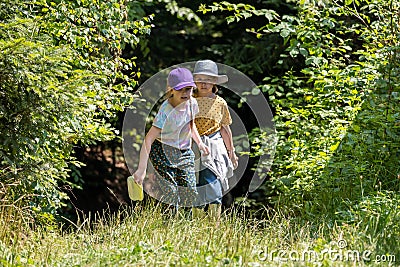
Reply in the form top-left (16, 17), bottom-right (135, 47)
top-left (149, 139), bottom-right (197, 207)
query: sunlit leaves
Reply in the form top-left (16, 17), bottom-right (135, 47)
top-left (164, 0), bottom-right (202, 26)
top-left (199, 2), bottom-right (279, 24)
top-left (204, 0), bottom-right (400, 217)
top-left (0, 0), bottom-right (152, 219)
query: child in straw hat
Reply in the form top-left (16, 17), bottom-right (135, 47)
top-left (192, 60), bottom-right (238, 222)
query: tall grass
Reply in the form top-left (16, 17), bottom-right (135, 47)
top-left (0, 199), bottom-right (398, 266)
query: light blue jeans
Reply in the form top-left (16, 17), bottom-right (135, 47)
top-left (197, 167), bottom-right (222, 204)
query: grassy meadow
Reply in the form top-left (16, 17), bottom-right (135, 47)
top-left (1, 199), bottom-right (398, 267)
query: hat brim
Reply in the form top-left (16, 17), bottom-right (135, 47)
top-left (173, 81), bottom-right (197, 90)
top-left (193, 72), bottom-right (228, 84)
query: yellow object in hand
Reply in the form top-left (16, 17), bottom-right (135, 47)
top-left (127, 176), bottom-right (144, 201)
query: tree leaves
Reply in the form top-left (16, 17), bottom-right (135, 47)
top-left (0, 0), bottom-right (152, 220)
top-left (204, 0), bottom-right (400, 217)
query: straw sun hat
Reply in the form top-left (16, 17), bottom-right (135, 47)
top-left (193, 60), bottom-right (228, 84)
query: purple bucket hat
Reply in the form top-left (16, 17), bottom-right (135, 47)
top-left (167, 68), bottom-right (197, 90)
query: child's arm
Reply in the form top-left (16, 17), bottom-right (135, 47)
top-left (133, 126), bottom-right (161, 184)
top-left (190, 121), bottom-right (209, 155)
top-left (221, 125), bottom-right (238, 169)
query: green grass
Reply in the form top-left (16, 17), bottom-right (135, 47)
top-left (0, 200), bottom-right (398, 266)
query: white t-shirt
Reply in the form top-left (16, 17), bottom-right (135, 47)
top-left (153, 97), bottom-right (199, 150)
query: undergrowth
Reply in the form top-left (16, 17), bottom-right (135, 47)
top-left (0, 199), bottom-right (398, 266)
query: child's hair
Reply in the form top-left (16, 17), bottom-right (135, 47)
top-left (193, 85), bottom-right (218, 97)
top-left (165, 86), bottom-right (174, 99)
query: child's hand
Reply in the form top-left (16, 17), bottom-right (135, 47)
top-left (198, 142), bottom-right (210, 156)
top-left (133, 169), bottom-right (146, 185)
top-left (229, 151), bottom-right (239, 170)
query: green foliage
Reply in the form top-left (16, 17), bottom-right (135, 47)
top-left (202, 0), bottom-right (400, 220)
top-left (336, 191), bottom-right (400, 258)
top-left (196, 1), bottom-right (292, 78)
top-left (0, 0), bottom-right (152, 220)
top-left (164, 0), bottom-right (202, 26)
top-left (319, 92), bottom-right (400, 212)
top-left (199, 2), bottom-right (279, 24)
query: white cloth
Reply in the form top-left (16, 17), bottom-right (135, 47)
top-left (200, 132), bottom-right (234, 191)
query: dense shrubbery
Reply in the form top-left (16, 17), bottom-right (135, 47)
top-left (265, 0), bottom-right (400, 219)
top-left (0, 0), bottom-right (152, 221)
top-left (203, 0), bottom-right (400, 220)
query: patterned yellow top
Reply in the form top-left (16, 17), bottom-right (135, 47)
top-left (194, 96), bottom-right (232, 136)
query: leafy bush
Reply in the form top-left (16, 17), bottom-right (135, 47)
top-left (201, 0), bottom-right (400, 219)
top-left (0, 0), bottom-right (152, 221)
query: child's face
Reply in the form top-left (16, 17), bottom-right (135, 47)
top-left (194, 74), bottom-right (216, 93)
top-left (172, 86), bottom-right (193, 103)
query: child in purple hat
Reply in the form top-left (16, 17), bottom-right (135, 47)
top-left (133, 67), bottom-right (209, 208)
